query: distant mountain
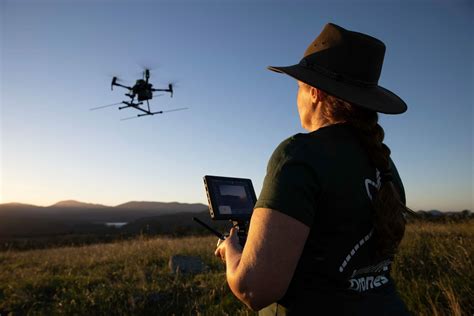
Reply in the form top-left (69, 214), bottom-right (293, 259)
top-left (0, 202), bottom-right (40, 209)
top-left (50, 200), bottom-right (108, 209)
top-left (0, 200), bottom-right (209, 238)
top-left (115, 201), bottom-right (207, 213)
top-left (0, 200), bottom-right (208, 211)
top-left (0, 200), bottom-right (471, 240)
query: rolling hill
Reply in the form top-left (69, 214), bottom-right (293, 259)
top-left (0, 200), bottom-right (209, 238)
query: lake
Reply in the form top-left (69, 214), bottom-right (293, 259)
top-left (104, 222), bottom-right (128, 228)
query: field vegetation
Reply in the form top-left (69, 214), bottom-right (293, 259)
top-left (0, 221), bottom-right (472, 315)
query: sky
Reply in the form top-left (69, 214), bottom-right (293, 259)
top-left (0, 0), bottom-right (472, 212)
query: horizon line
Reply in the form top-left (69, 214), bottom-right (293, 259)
top-left (0, 199), bottom-right (209, 208)
top-left (0, 200), bottom-right (471, 213)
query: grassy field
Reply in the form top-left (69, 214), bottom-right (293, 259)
top-left (0, 221), bottom-right (472, 315)
top-left (392, 220), bottom-right (473, 316)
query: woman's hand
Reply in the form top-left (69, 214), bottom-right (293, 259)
top-left (214, 227), bottom-right (242, 263)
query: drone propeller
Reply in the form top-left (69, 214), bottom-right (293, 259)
top-left (110, 76), bottom-right (130, 90)
top-left (144, 69), bottom-right (150, 82)
top-left (166, 80), bottom-right (180, 97)
top-left (138, 62), bottom-right (159, 70)
top-left (136, 63), bottom-right (159, 77)
top-left (111, 77), bottom-right (117, 90)
top-left (109, 75), bottom-right (129, 83)
top-left (152, 81), bottom-right (176, 97)
top-left (153, 93), bottom-right (164, 98)
top-left (90, 102), bottom-right (123, 111)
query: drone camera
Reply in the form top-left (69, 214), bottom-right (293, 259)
top-left (111, 77), bottom-right (117, 90)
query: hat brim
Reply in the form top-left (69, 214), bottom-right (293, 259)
top-left (268, 64), bottom-right (407, 114)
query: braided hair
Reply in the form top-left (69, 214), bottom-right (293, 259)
top-left (317, 89), bottom-right (414, 259)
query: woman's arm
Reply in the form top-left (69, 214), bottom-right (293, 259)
top-left (215, 207), bottom-right (310, 311)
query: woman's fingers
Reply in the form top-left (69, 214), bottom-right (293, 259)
top-left (214, 227), bottom-right (239, 263)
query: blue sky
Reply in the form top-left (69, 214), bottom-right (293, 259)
top-left (1, 0), bottom-right (472, 211)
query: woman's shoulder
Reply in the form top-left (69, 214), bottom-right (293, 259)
top-left (269, 124), bottom-right (357, 169)
top-left (273, 130), bottom-right (332, 158)
top-left (272, 133), bottom-right (312, 159)
top-left (266, 133), bottom-right (322, 173)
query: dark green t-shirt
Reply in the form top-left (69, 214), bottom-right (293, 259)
top-left (255, 123), bottom-right (409, 315)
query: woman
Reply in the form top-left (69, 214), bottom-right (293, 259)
top-left (214, 23), bottom-right (414, 315)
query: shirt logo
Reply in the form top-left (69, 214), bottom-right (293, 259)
top-left (365, 168), bottom-right (381, 201)
top-left (348, 274), bottom-right (389, 292)
top-left (338, 229), bottom-right (373, 273)
top-left (341, 169), bottom-right (392, 292)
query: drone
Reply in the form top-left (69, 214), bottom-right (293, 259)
top-left (91, 69), bottom-right (187, 120)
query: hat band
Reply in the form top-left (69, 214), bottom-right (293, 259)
top-left (299, 58), bottom-right (378, 88)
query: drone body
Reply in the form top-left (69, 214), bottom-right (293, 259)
top-left (130, 79), bottom-right (153, 102)
top-left (111, 69), bottom-right (173, 101)
top-left (91, 69), bottom-right (186, 120)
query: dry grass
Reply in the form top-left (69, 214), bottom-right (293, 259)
top-left (392, 221), bottom-right (474, 316)
top-left (0, 221), bottom-right (473, 315)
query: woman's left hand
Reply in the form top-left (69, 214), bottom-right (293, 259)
top-left (214, 227), bottom-right (242, 263)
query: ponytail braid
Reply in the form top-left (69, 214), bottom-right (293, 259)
top-left (318, 90), bottom-right (413, 259)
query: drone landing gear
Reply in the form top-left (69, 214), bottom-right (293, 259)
top-left (137, 111), bottom-right (164, 117)
top-left (119, 101), bottom-right (143, 110)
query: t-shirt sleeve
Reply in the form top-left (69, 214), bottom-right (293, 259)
top-left (254, 137), bottom-right (320, 227)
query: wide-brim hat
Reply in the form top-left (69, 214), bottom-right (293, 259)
top-left (268, 23), bottom-right (407, 114)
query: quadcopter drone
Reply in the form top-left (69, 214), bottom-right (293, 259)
top-left (91, 69), bottom-right (187, 120)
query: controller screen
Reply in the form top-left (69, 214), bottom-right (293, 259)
top-left (213, 182), bottom-right (254, 216)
